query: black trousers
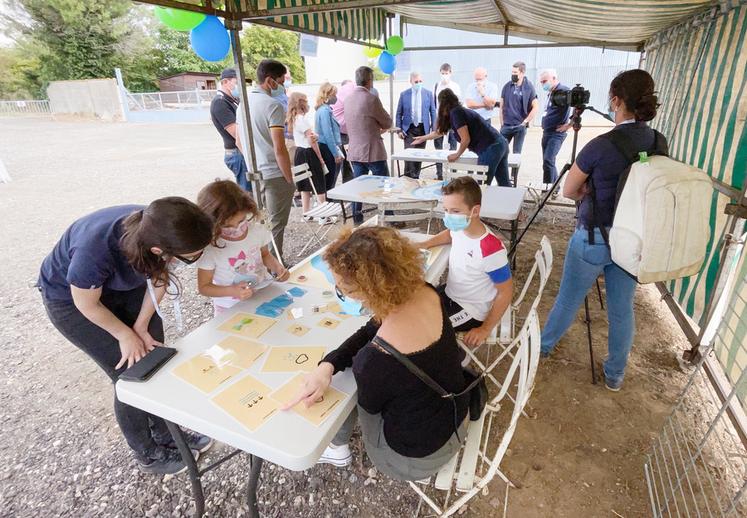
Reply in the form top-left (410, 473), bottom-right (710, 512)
top-left (434, 130), bottom-right (458, 179)
top-left (404, 123), bottom-right (426, 179)
top-left (340, 133), bottom-right (354, 183)
top-left (436, 284), bottom-right (483, 332)
top-left (42, 286), bottom-right (171, 457)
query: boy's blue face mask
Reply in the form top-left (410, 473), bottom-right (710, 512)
top-left (443, 213), bottom-right (471, 232)
top-left (335, 286), bottom-right (365, 316)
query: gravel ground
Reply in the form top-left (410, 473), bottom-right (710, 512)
top-left (0, 116), bottom-right (692, 517)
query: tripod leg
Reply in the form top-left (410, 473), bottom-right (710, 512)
top-left (584, 295), bottom-right (597, 384)
top-left (596, 278), bottom-right (604, 310)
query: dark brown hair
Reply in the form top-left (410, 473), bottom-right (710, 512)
top-left (442, 176), bottom-right (482, 208)
top-left (436, 88), bottom-right (460, 135)
top-left (609, 69), bottom-right (660, 122)
top-left (324, 227), bottom-right (424, 321)
top-left (197, 180), bottom-right (260, 245)
top-left (120, 197), bottom-right (213, 286)
top-left (513, 61), bottom-right (526, 73)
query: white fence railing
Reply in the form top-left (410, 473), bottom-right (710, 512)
top-left (125, 89), bottom-right (218, 111)
top-left (0, 99), bottom-right (51, 116)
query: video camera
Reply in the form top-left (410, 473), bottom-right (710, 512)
top-left (550, 84), bottom-right (591, 109)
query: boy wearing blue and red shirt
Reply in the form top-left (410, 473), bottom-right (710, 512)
top-left (421, 176), bottom-right (513, 348)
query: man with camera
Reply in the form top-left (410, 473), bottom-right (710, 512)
top-left (499, 61), bottom-right (539, 154)
top-left (539, 69), bottom-right (572, 197)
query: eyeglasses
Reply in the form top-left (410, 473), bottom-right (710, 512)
top-left (335, 285), bottom-right (346, 301)
top-left (173, 251), bottom-right (203, 265)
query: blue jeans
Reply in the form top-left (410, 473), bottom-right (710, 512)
top-left (541, 228), bottom-right (638, 385)
top-left (478, 138), bottom-right (510, 187)
top-left (500, 124), bottom-right (527, 154)
top-left (351, 160), bottom-right (389, 222)
top-left (541, 131), bottom-right (567, 184)
top-left (224, 151), bottom-right (251, 191)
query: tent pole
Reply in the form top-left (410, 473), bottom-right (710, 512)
top-left (227, 18), bottom-right (263, 209)
top-left (388, 15), bottom-right (395, 177)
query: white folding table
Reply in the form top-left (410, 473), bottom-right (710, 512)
top-left (116, 231), bottom-right (450, 518)
top-left (391, 148), bottom-right (522, 187)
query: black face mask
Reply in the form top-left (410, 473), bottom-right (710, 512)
top-left (172, 251), bottom-right (203, 265)
top-left (511, 74), bottom-right (519, 83)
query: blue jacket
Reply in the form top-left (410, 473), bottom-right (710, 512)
top-left (396, 87), bottom-right (437, 134)
top-left (314, 104), bottom-right (342, 158)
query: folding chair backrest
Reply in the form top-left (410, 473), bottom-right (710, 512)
top-left (378, 200), bottom-right (438, 234)
top-left (291, 163), bottom-right (319, 197)
top-left (444, 162), bottom-right (489, 186)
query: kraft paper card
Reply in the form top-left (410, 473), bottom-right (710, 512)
top-left (270, 373), bottom-right (347, 426)
top-left (205, 336), bottom-right (267, 369)
top-left (172, 354), bottom-right (242, 393)
top-left (218, 313), bottom-right (276, 339)
top-left (261, 346), bottom-right (327, 373)
top-left (212, 375), bottom-right (279, 431)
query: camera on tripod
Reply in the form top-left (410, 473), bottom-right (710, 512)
top-left (550, 84), bottom-right (591, 109)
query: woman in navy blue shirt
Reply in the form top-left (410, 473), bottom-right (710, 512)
top-left (39, 197), bottom-right (214, 474)
top-left (541, 69), bottom-right (668, 391)
top-left (413, 88), bottom-right (510, 186)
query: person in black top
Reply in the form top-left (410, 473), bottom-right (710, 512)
top-left (210, 68), bottom-right (251, 191)
top-left (39, 199), bottom-right (215, 475)
top-left (540, 69), bottom-right (668, 392)
top-left (282, 227), bottom-right (468, 480)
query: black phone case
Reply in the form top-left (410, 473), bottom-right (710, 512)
top-left (118, 347), bottom-right (177, 382)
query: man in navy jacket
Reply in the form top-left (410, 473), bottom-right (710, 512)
top-left (396, 72), bottom-right (437, 179)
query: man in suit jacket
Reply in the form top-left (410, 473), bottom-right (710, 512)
top-left (344, 66), bottom-right (393, 223)
top-left (396, 71), bottom-right (437, 179)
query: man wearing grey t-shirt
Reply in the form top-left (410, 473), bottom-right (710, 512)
top-left (236, 59), bottom-right (294, 259)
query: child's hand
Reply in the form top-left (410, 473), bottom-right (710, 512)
top-left (463, 325), bottom-right (491, 348)
top-left (274, 267), bottom-right (290, 282)
top-left (230, 282), bottom-right (254, 300)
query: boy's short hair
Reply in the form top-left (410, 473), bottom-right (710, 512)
top-left (442, 176), bottom-right (482, 208)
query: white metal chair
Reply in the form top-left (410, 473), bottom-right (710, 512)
top-left (291, 163), bottom-right (344, 255)
top-left (377, 199), bottom-right (438, 235)
top-left (410, 308), bottom-right (542, 517)
top-left (443, 162), bottom-right (490, 186)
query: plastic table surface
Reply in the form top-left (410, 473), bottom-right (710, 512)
top-left (115, 231), bottom-right (450, 472)
top-left (391, 148), bottom-right (521, 168)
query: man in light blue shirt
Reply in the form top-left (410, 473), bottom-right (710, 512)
top-left (465, 67), bottom-right (499, 121)
top-left (396, 71), bottom-right (436, 178)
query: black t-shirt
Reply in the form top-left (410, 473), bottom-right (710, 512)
top-left (450, 106), bottom-right (501, 154)
top-left (210, 91), bottom-right (239, 149)
top-left (322, 284), bottom-right (469, 458)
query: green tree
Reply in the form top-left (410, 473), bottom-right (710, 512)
top-left (240, 24), bottom-right (305, 83)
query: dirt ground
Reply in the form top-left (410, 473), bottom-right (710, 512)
top-left (0, 117), bottom-right (692, 517)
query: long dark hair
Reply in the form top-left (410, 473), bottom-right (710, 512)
top-left (436, 88), bottom-right (460, 135)
top-left (120, 197), bottom-right (213, 286)
top-left (197, 179), bottom-right (260, 246)
top-left (609, 69), bottom-right (660, 122)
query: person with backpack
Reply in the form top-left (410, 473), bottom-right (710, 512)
top-left (540, 69), bottom-right (668, 392)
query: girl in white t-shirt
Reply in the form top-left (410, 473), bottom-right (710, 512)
top-left (196, 180), bottom-right (289, 315)
top-left (286, 92), bottom-right (329, 214)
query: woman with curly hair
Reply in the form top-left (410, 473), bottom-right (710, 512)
top-left (282, 227), bottom-right (468, 480)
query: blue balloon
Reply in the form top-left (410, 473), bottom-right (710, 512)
top-left (378, 51), bottom-right (396, 75)
top-left (190, 16), bottom-right (230, 62)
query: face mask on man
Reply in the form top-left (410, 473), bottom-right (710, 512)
top-left (231, 86), bottom-right (240, 98)
top-left (413, 82), bottom-right (422, 91)
top-left (441, 73), bottom-right (450, 83)
top-left (443, 213), bottom-right (471, 232)
top-left (542, 82), bottom-right (552, 92)
top-left (511, 74), bottom-right (519, 83)
top-left (270, 80), bottom-right (286, 98)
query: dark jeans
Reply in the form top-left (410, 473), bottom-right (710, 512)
top-left (541, 130), bottom-right (567, 184)
top-left (434, 130), bottom-right (458, 179)
top-left (319, 142), bottom-right (341, 192)
top-left (500, 124), bottom-right (528, 154)
top-left (42, 286), bottom-right (170, 457)
top-left (404, 123), bottom-right (426, 179)
top-left (351, 160), bottom-right (389, 222)
top-left (478, 137), bottom-right (510, 187)
top-left (340, 133), bottom-right (354, 184)
top-left (224, 150), bottom-right (251, 191)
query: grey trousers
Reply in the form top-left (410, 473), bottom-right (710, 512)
top-left (260, 176), bottom-right (295, 259)
top-left (333, 405), bottom-right (468, 481)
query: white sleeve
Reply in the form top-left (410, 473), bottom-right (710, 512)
top-left (296, 114), bottom-right (311, 134)
top-left (196, 245), bottom-right (217, 271)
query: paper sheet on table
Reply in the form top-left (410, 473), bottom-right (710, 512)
top-left (270, 373), bottom-right (347, 426)
top-left (172, 354), bottom-right (242, 393)
top-left (261, 346), bottom-right (327, 373)
top-left (212, 375), bottom-right (279, 431)
top-left (218, 312), bottom-right (276, 339)
top-left (288, 254), bottom-right (334, 289)
top-left (205, 336), bottom-right (267, 369)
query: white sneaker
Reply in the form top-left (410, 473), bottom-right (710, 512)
top-left (317, 443), bottom-right (352, 467)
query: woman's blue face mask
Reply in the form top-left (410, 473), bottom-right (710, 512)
top-left (335, 286), bottom-right (365, 316)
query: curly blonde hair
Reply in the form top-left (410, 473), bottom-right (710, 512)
top-left (286, 91), bottom-right (308, 133)
top-left (315, 82), bottom-right (338, 109)
top-left (323, 227), bottom-right (425, 320)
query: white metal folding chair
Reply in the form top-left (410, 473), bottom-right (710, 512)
top-left (377, 200), bottom-right (438, 235)
top-left (410, 308), bottom-right (542, 517)
top-left (443, 162), bottom-right (490, 186)
top-left (291, 163), bottom-right (344, 255)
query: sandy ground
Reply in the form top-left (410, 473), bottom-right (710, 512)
top-left (0, 117), bottom-right (692, 517)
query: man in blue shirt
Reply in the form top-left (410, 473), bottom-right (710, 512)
top-left (396, 71), bottom-right (437, 179)
top-left (499, 61), bottom-right (539, 154)
top-left (539, 69), bottom-right (572, 195)
top-left (465, 67), bottom-right (499, 121)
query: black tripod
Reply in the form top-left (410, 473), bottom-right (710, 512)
top-left (509, 104), bottom-right (611, 384)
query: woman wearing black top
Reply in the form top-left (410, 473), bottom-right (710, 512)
top-left (282, 226), bottom-right (468, 480)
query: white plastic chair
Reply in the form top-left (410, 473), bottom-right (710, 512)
top-left (377, 200), bottom-right (438, 235)
top-left (444, 162), bottom-right (490, 186)
top-left (291, 163), bottom-right (344, 255)
top-left (410, 308), bottom-right (542, 517)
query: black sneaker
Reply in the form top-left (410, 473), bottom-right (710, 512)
top-left (137, 447), bottom-right (188, 475)
top-left (160, 430), bottom-right (214, 454)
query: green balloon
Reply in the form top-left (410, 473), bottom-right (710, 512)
top-left (386, 36), bottom-right (405, 56)
top-left (154, 6), bottom-right (206, 31)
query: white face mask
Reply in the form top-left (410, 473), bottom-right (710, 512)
top-left (441, 73), bottom-right (450, 83)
